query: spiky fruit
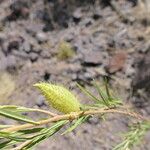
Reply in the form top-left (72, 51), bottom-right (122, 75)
top-left (34, 83), bottom-right (81, 114)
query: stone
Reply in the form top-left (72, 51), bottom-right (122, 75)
top-left (40, 49), bottom-right (51, 58)
top-left (79, 68), bottom-right (98, 81)
top-left (0, 55), bottom-right (16, 70)
top-left (87, 117), bottom-right (99, 125)
top-left (73, 8), bottom-right (82, 23)
top-left (71, 74), bottom-right (78, 80)
top-left (8, 1), bottom-right (30, 21)
top-left (22, 41), bottom-right (31, 53)
top-left (36, 95), bottom-right (46, 107)
top-left (83, 51), bottom-right (103, 66)
top-left (6, 55), bottom-right (17, 69)
top-left (26, 23), bottom-right (44, 36)
top-left (36, 32), bottom-right (48, 43)
top-left (29, 52), bottom-right (38, 62)
top-left (106, 51), bottom-right (127, 73)
top-left (133, 51), bottom-right (150, 90)
top-left (137, 42), bottom-right (150, 53)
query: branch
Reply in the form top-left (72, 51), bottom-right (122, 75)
top-left (2, 108), bottom-right (148, 133)
top-left (28, 108), bottom-right (57, 116)
top-left (12, 140), bottom-right (32, 150)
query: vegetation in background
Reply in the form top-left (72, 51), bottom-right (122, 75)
top-left (0, 72), bottom-right (15, 100)
top-left (57, 41), bottom-right (75, 60)
top-left (0, 79), bottom-right (149, 150)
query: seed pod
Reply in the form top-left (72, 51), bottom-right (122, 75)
top-left (34, 83), bottom-right (81, 114)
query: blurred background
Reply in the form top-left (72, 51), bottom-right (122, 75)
top-left (0, 0), bottom-right (150, 149)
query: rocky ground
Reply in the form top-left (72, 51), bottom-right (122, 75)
top-left (0, 0), bottom-right (150, 150)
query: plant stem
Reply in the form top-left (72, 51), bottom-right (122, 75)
top-left (28, 108), bottom-right (57, 116)
top-left (2, 108), bottom-right (148, 133)
top-left (12, 140), bottom-right (32, 150)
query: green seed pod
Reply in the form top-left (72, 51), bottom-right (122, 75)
top-left (34, 83), bottom-right (81, 114)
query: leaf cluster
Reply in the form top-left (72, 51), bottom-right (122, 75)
top-left (0, 81), bottom-right (149, 150)
top-left (113, 121), bottom-right (150, 150)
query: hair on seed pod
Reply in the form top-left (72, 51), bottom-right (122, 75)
top-left (34, 82), bottom-right (81, 114)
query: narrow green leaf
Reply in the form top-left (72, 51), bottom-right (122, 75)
top-left (0, 109), bottom-right (38, 124)
top-left (92, 81), bottom-right (109, 107)
top-left (77, 83), bottom-right (100, 103)
top-left (0, 140), bottom-right (11, 149)
top-left (104, 77), bottom-right (111, 99)
top-left (0, 131), bottom-right (26, 142)
top-left (0, 127), bottom-right (46, 146)
top-left (0, 105), bottom-right (18, 109)
top-left (0, 140), bottom-right (17, 149)
top-left (19, 128), bottom-right (44, 135)
top-left (113, 121), bottom-right (150, 150)
top-left (92, 81), bottom-right (122, 107)
top-left (22, 120), bottom-right (68, 149)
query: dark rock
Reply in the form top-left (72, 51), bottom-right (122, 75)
top-left (8, 40), bottom-right (20, 50)
top-left (132, 51), bottom-right (150, 114)
top-left (7, 1), bottom-right (29, 21)
top-left (132, 93), bottom-right (148, 108)
top-left (73, 9), bottom-right (82, 24)
top-left (132, 90), bottom-right (150, 115)
top-left (43, 72), bottom-right (51, 81)
top-left (41, 10), bottom-right (54, 31)
top-left (127, 0), bottom-right (138, 7)
top-left (133, 51), bottom-right (150, 90)
top-left (92, 8), bottom-right (102, 20)
top-left (100, 0), bottom-right (111, 7)
top-left (53, 1), bottom-right (70, 28)
top-left (3, 36), bottom-right (23, 54)
top-left (92, 13), bottom-right (101, 20)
